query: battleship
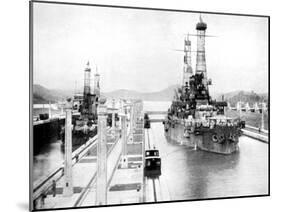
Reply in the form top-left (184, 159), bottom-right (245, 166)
top-left (163, 16), bottom-right (245, 154)
top-left (55, 62), bottom-right (98, 148)
top-left (60, 62), bottom-right (119, 147)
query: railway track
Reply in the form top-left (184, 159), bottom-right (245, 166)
top-left (144, 128), bottom-right (159, 202)
top-left (151, 178), bottom-right (157, 202)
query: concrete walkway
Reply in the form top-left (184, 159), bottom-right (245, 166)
top-left (79, 142), bottom-right (144, 206)
top-left (107, 154), bottom-right (144, 205)
top-left (242, 129), bottom-right (268, 143)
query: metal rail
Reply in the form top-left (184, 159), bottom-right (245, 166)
top-left (147, 129), bottom-right (151, 149)
top-left (144, 128), bottom-right (158, 202)
top-left (152, 179), bottom-right (157, 202)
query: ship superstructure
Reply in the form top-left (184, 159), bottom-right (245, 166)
top-left (80, 62), bottom-right (100, 121)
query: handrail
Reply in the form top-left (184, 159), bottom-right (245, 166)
top-left (33, 135), bottom-right (98, 192)
top-left (74, 132), bottom-right (126, 207)
top-left (33, 127), bottom-right (112, 200)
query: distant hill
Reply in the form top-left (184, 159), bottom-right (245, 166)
top-left (214, 90), bottom-right (268, 105)
top-left (103, 84), bottom-right (179, 101)
top-left (33, 84), bottom-right (71, 104)
top-left (33, 84), bottom-right (267, 105)
top-left (33, 84), bottom-right (180, 104)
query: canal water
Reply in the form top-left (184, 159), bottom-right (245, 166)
top-left (33, 141), bottom-right (64, 183)
top-left (151, 123), bottom-right (268, 200)
top-left (33, 100), bottom-right (268, 200)
top-left (145, 101), bottom-right (268, 200)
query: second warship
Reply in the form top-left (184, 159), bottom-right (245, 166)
top-left (60, 62), bottom-right (119, 147)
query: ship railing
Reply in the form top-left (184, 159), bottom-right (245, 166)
top-left (182, 118), bottom-right (242, 129)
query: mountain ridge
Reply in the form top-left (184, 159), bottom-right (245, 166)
top-left (33, 84), bottom-right (268, 105)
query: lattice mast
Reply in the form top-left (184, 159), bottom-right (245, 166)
top-left (196, 15), bottom-right (208, 88)
top-left (93, 65), bottom-right (100, 96)
top-left (84, 61), bottom-right (91, 96)
top-left (182, 34), bottom-right (193, 86)
top-left (83, 61), bottom-right (91, 115)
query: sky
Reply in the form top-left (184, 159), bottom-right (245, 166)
top-left (33, 2), bottom-right (268, 95)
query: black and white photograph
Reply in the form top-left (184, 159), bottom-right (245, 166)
top-left (30, 1), bottom-right (269, 211)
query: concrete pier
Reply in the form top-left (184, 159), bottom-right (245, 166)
top-left (96, 104), bottom-right (108, 205)
top-left (63, 99), bottom-right (73, 197)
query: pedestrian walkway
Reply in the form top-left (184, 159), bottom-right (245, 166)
top-left (107, 162), bottom-right (143, 205)
top-left (242, 128), bottom-right (268, 143)
top-left (245, 126), bottom-right (268, 136)
top-left (80, 124), bottom-right (144, 206)
top-left (106, 131), bottom-right (144, 205)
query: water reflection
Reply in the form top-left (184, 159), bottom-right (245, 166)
top-left (33, 141), bottom-right (64, 182)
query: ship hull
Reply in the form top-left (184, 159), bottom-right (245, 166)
top-left (165, 122), bottom-right (195, 147)
top-left (33, 116), bottom-right (97, 155)
top-left (190, 134), bottom-right (238, 154)
top-left (194, 125), bottom-right (239, 154)
top-left (165, 122), bottom-right (240, 154)
top-left (33, 118), bottom-right (62, 155)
